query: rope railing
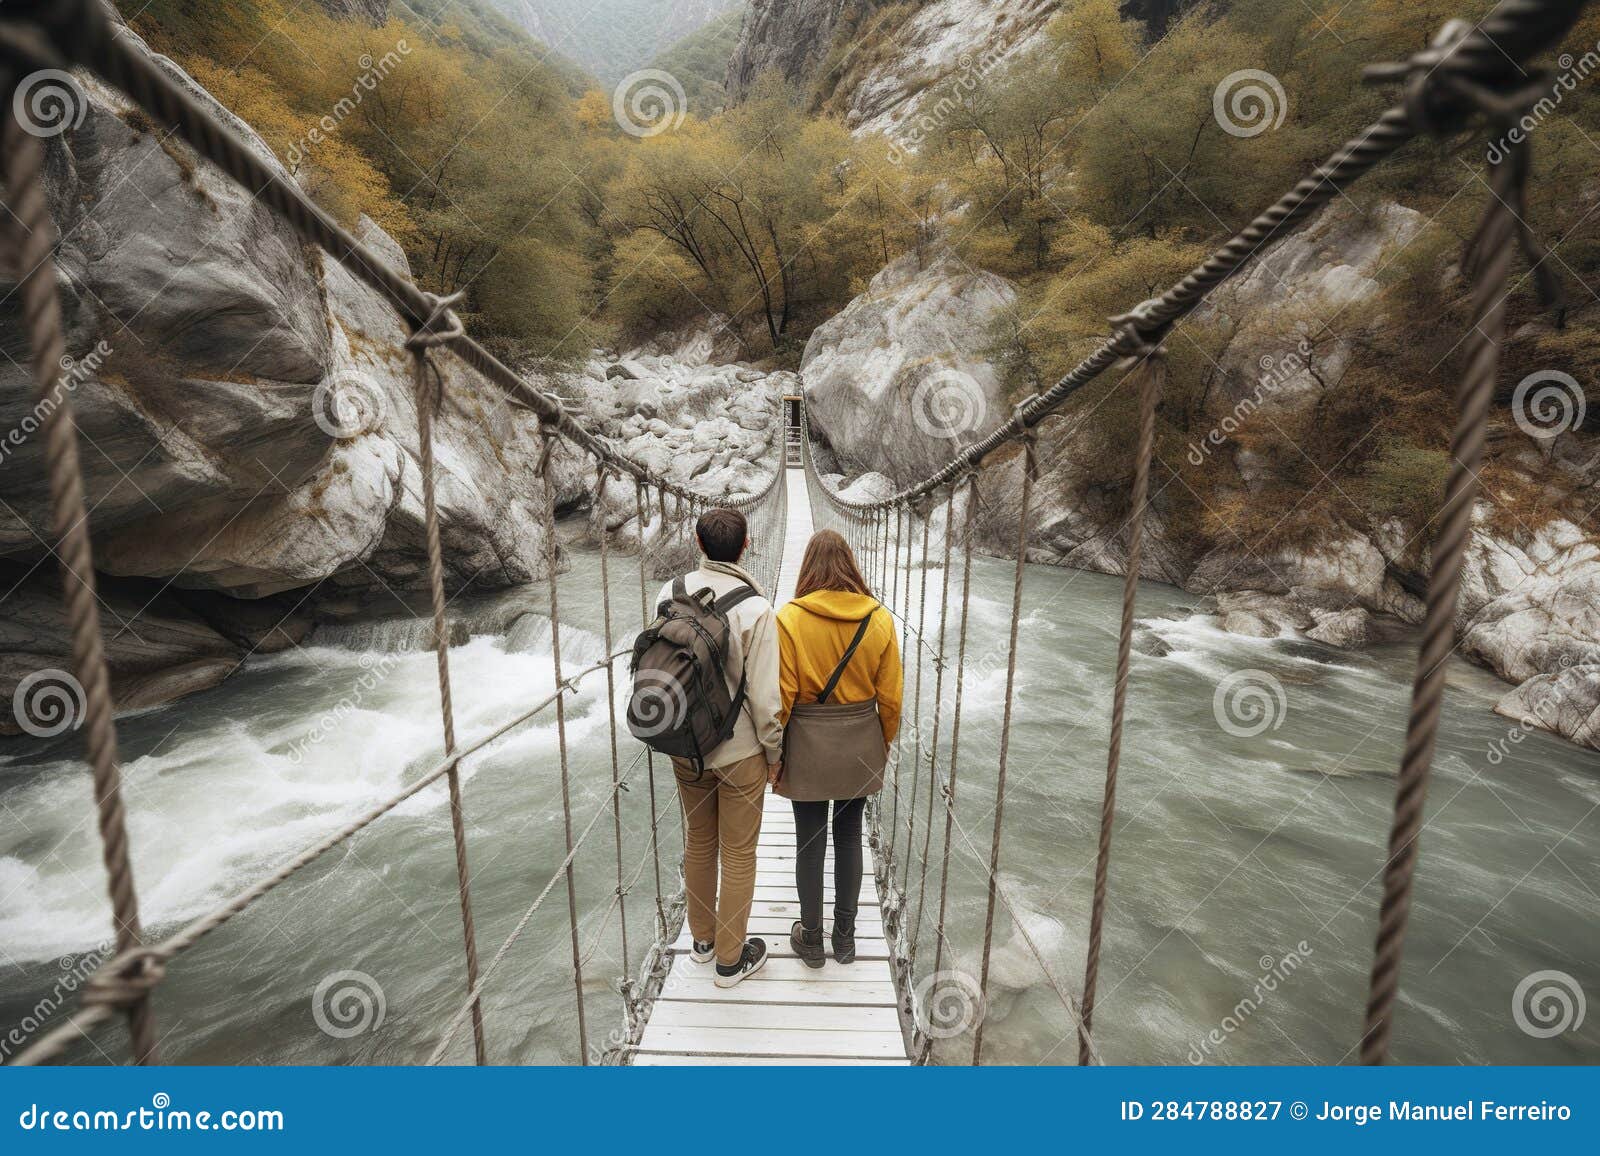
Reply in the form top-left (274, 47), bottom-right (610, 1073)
top-left (0, 0), bottom-right (1585, 1070)
top-left (0, 0), bottom-right (789, 1068)
top-left (799, 0), bottom-right (1583, 1067)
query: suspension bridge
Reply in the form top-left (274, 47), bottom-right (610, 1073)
top-left (1, 0), bottom-right (1586, 1067)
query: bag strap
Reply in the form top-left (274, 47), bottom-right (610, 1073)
top-left (672, 575), bottom-right (687, 601)
top-left (712, 584), bottom-right (758, 615)
top-left (817, 609), bottom-right (876, 704)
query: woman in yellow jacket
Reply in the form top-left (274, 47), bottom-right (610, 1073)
top-left (773, 529), bottom-right (902, 966)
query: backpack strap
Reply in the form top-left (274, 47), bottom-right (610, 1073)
top-left (816, 609), bottom-right (877, 704)
top-left (712, 584), bottom-right (758, 615)
top-left (672, 576), bottom-right (687, 600)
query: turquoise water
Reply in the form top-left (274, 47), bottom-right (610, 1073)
top-left (0, 544), bottom-right (1595, 1065)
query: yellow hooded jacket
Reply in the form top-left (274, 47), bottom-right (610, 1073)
top-left (777, 590), bottom-right (903, 748)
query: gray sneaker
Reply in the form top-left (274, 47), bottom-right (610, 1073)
top-left (790, 921), bottom-right (826, 969)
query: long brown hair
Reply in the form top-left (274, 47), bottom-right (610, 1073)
top-left (794, 529), bottom-right (873, 599)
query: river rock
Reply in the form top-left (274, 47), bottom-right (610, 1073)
top-left (1495, 665), bottom-right (1600, 750)
top-left (802, 251), bottom-right (1015, 482)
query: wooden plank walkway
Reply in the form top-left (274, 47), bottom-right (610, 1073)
top-left (633, 466), bottom-right (910, 1065)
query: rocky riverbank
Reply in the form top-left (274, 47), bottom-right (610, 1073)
top-left (797, 204), bottom-right (1600, 752)
top-left (0, 26), bottom-right (783, 729)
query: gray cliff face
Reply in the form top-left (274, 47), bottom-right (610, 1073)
top-left (800, 201), bottom-right (1600, 749)
top-left (725, 0), bottom-right (845, 103)
top-left (0, 31), bottom-right (786, 721)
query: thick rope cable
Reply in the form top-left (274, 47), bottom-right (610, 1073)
top-left (922, 474), bottom-right (979, 1062)
top-left (1360, 101), bottom-right (1539, 1065)
top-left (971, 434), bottom-right (1036, 1065)
top-left (900, 509), bottom-right (932, 901)
top-left (536, 433), bottom-right (589, 1063)
top-left (592, 466), bottom-right (633, 1016)
top-left (1078, 346), bottom-right (1165, 1065)
top-left (1, 100), bottom-right (158, 1065)
top-left (407, 296), bottom-right (488, 1066)
top-left (634, 483), bottom-right (669, 943)
top-left (908, 484), bottom-right (957, 970)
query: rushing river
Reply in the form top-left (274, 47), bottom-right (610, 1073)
top-left (1, 542), bottom-right (1596, 1065)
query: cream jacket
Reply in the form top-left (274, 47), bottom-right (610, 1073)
top-left (656, 559), bottom-right (784, 768)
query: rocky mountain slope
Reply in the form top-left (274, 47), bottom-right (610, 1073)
top-left (798, 203), bottom-right (1600, 751)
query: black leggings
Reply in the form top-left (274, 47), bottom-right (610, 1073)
top-left (791, 797), bottom-right (867, 930)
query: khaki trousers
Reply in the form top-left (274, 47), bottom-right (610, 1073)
top-left (672, 752), bottom-right (766, 967)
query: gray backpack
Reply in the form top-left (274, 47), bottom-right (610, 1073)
top-left (627, 577), bottom-right (758, 775)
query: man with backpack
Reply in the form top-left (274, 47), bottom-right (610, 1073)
top-left (629, 507), bottom-right (781, 987)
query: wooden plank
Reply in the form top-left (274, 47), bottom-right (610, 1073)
top-left (670, 915), bottom-right (884, 942)
top-left (669, 930), bottom-right (889, 961)
top-left (750, 898), bottom-right (878, 917)
top-left (647, 1001), bottom-right (901, 1032)
top-left (663, 955), bottom-right (894, 985)
top-left (657, 977), bottom-right (896, 1005)
top-left (633, 1026), bottom-right (907, 1059)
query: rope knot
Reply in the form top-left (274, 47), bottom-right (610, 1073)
top-left (1108, 298), bottom-right (1170, 359)
top-left (1363, 18), bottom-right (1550, 138)
top-left (81, 948), bottom-right (166, 1011)
top-left (405, 291), bottom-right (466, 353)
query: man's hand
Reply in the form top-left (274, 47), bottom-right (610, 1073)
top-left (767, 761), bottom-right (782, 788)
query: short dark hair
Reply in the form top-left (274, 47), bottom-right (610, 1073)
top-left (696, 508), bottom-right (747, 562)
